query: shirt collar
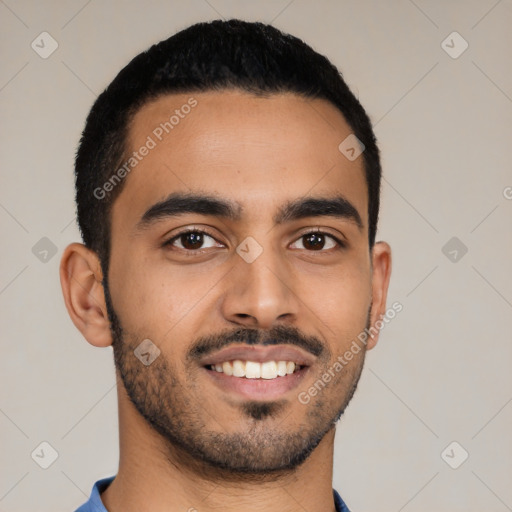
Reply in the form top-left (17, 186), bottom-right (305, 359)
top-left (75, 476), bottom-right (351, 512)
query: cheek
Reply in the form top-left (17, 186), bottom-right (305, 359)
top-left (296, 260), bottom-right (371, 341)
top-left (108, 253), bottom-right (218, 341)
top-left (107, 251), bottom-right (161, 335)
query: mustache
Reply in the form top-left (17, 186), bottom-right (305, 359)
top-left (187, 324), bottom-right (326, 362)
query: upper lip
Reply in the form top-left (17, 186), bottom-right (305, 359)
top-left (199, 344), bottom-right (317, 367)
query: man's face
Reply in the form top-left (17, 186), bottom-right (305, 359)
top-left (106, 91), bottom-right (374, 474)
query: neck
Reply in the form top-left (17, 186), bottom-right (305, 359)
top-left (101, 385), bottom-right (338, 512)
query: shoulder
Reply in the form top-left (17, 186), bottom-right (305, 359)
top-left (73, 475), bottom-right (116, 512)
top-left (333, 488), bottom-right (351, 512)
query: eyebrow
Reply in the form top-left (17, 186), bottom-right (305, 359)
top-left (137, 192), bottom-right (363, 230)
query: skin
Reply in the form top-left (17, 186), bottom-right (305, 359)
top-left (60, 90), bottom-right (391, 512)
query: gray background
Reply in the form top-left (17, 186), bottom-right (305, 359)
top-left (1, 1), bottom-right (511, 511)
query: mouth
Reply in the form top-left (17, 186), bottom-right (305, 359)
top-left (204, 359), bottom-right (306, 378)
top-left (199, 344), bottom-right (316, 401)
top-left (202, 355), bottom-right (312, 401)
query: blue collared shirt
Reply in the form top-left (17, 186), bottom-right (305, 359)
top-left (74, 476), bottom-right (351, 511)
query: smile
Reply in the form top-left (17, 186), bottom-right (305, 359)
top-left (205, 360), bottom-right (304, 379)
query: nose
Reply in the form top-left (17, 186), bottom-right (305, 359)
top-left (220, 251), bottom-right (299, 329)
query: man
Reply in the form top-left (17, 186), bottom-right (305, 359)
top-left (60, 19), bottom-right (391, 512)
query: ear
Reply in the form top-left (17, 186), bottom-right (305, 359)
top-left (366, 241), bottom-right (392, 350)
top-left (60, 243), bottom-right (113, 347)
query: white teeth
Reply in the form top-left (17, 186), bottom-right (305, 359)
top-left (232, 360), bottom-right (245, 377)
top-left (276, 360), bottom-right (287, 377)
top-left (222, 361), bottom-right (233, 376)
top-left (261, 361), bottom-right (278, 379)
top-left (209, 360), bottom-right (300, 379)
top-left (245, 361), bottom-right (261, 379)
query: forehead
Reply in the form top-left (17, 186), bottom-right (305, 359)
top-left (113, 90), bottom-right (367, 229)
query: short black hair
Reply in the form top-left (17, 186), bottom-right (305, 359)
top-left (75, 19), bottom-right (381, 273)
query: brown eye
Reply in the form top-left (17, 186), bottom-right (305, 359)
top-left (302, 233), bottom-right (326, 251)
top-left (165, 230), bottom-right (222, 251)
top-left (180, 232), bottom-right (205, 250)
top-left (290, 231), bottom-right (342, 252)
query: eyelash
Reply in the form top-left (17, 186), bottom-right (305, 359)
top-left (163, 227), bottom-right (346, 253)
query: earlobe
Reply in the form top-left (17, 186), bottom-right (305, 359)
top-left (366, 241), bottom-right (392, 350)
top-left (60, 243), bottom-right (113, 348)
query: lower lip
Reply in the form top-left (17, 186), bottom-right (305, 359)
top-left (204, 367), bottom-right (310, 401)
